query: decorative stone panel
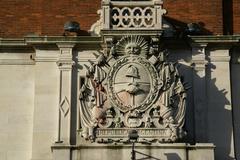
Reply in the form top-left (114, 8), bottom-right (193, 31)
top-left (102, 0), bottom-right (166, 30)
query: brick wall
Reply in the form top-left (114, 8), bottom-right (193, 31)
top-left (164, 0), bottom-right (223, 35)
top-left (0, 0), bottom-right (238, 37)
top-left (233, 0), bottom-right (240, 34)
top-left (0, 0), bottom-right (101, 37)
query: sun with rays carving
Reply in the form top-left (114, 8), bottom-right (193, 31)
top-left (115, 35), bottom-right (149, 56)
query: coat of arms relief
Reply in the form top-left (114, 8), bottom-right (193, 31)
top-left (79, 35), bottom-right (186, 143)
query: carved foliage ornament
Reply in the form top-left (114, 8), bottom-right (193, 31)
top-left (79, 35), bottom-right (186, 143)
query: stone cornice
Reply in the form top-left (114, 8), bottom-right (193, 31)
top-left (101, 29), bottom-right (164, 36)
top-left (108, 0), bottom-right (163, 7)
top-left (0, 38), bottom-right (26, 46)
top-left (0, 59), bottom-right (35, 65)
top-left (25, 36), bottom-right (102, 45)
top-left (188, 35), bottom-right (240, 43)
top-left (51, 143), bottom-right (215, 150)
top-left (1, 35), bottom-right (240, 47)
top-left (0, 36), bottom-right (102, 47)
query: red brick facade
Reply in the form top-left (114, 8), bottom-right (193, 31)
top-left (0, 0), bottom-right (101, 38)
top-left (233, 0), bottom-right (240, 34)
top-left (164, 0), bottom-right (223, 35)
top-left (0, 0), bottom-right (238, 38)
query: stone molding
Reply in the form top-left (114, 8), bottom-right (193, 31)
top-left (51, 143), bottom-right (215, 149)
top-left (188, 35), bottom-right (240, 43)
top-left (0, 38), bottom-right (26, 46)
top-left (0, 36), bottom-right (240, 47)
top-left (35, 56), bottom-right (58, 62)
top-left (0, 59), bottom-right (34, 65)
top-left (51, 143), bottom-right (215, 160)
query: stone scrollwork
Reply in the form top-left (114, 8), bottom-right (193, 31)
top-left (79, 35), bottom-right (187, 143)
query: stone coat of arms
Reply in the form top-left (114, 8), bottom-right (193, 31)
top-left (79, 35), bottom-right (186, 143)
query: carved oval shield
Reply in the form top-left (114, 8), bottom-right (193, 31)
top-left (107, 55), bottom-right (160, 112)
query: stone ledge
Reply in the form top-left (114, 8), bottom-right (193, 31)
top-left (0, 38), bottom-right (26, 46)
top-left (25, 36), bottom-right (102, 45)
top-left (188, 35), bottom-right (240, 43)
top-left (0, 59), bottom-right (35, 65)
top-left (101, 29), bottom-right (164, 36)
top-left (51, 143), bottom-right (215, 149)
top-left (1, 36), bottom-right (240, 47)
top-left (51, 143), bottom-right (215, 160)
top-left (0, 36), bottom-right (102, 47)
